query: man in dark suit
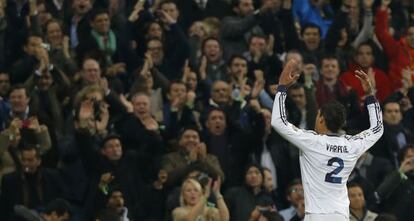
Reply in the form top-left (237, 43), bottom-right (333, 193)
top-left (0, 145), bottom-right (63, 221)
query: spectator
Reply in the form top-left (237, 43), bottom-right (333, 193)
top-left (0, 72), bottom-right (11, 125)
top-left (14, 198), bottom-right (72, 221)
top-left (348, 183), bottom-right (378, 221)
top-left (220, 0), bottom-right (276, 59)
top-left (376, 144), bottom-right (414, 221)
top-left (44, 19), bottom-right (78, 77)
top-left (292, 0), bottom-right (333, 38)
top-left (10, 33), bottom-right (49, 84)
top-left (67, 0), bottom-right (93, 49)
top-left (279, 179), bottom-right (304, 221)
top-left (375, 0), bottom-right (414, 90)
top-left (76, 8), bottom-right (137, 71)
top-left (161, 126), bottom-right (224, 186)
top-left (172, 178), bottom-right (230, 221)
top-left (371, 100), bottom-right (414, 168)
top-left (203, 107), bottom-right (262, 188)
top-left (250, 108), bottom-right (294, 204)
top-left (115, 93), bottom-right (164, 182)
top-left (95, 186), bottom-right (131, 221)
top-left (340, 42), bottom-right (392, 105)
top-left (155, 80), bottom-right (199, 142)
top-left (225, 163), bottom-right (278, 221)
top-left (198, 37), bottom-right (228, 86)
top-left (0, 145), bottom-right (63, 221)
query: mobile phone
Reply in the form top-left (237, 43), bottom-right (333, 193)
top-left (21, 119), bottom-right (31, 128)
top-left (258, 206), bottom-right (270, 212)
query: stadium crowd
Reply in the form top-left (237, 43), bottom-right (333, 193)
top-left (0, 0), bottom-right (413, 220)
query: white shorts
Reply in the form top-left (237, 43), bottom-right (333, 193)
top-left (304, 213), bottom-right (349, 221)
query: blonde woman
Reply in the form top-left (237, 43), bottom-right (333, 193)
top-left (172, 178), bottom-right (229, 221)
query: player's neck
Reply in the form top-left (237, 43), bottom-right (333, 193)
top-left (350, 208), bottom-right (364, 219)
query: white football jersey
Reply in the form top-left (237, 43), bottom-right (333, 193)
top-left (271, 86), bottom-right (383, 217)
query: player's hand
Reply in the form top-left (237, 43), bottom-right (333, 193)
top-left (355, 69), bottom-right (374, 96)
top-left (278, 59), bottom-right (300, 87)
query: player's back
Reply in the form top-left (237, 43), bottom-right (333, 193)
top-left (299, 133), bottom-right (365, 217)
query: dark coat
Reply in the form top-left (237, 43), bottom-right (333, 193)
top-left (0, 168), bottom-right (63, 221)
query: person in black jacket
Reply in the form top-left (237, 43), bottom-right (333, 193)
top-left (0, 145), bottom-right (64, 221)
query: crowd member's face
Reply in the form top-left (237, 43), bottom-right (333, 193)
top-left (168, 83), bottom-right (187, 104)
top-left (147, 23), bottom-right (163, 39)
top-left (234, 0), bottom-right (255, 16)
top-left (0, 73), bottom-right (10, 97)
top-left (82, 59), bottom-right (101, 84)
top-left (9, 88), bottom-right (30, 114)
top-left (206, 110), bottom-right (226, 135)
top-left (348, 186), bottom-right (365, 211)
top-left (229, 57), bottom-right (248, 80)
top-left (383, 102), bottom-right (402, 125)
top-left (73, 0), bottom-right (92, 16)
top-left (160, 2), bottom-right (179, 20)
top-left (287, 184), bottom-right (304, 205)
top-left (182, 181), bottom-right (202, 206)
top-left (249, 36), bottom-right (267, 55)
top-left (186, 72), bottom-right (198, 91)
top-left (355, 45), bottom-right (374, 68)
top-left (261, 109), bottom-right (272, 134)
top-left (91, 13), bottom-right (111, 34)
top-left (403, 148), bottom-right (414, 161)
top-left (406, 27), bottom-right (414, 48)
top-left (263, 170), bottom-right (274, 192)
top-left (289, 87), bottom-right (306, 109)
top-left (37, 72), bottom-right (54, 91)
top-left (46, 22), bottom-right (63, 47)
top-left (179, 130), bottom-right (200, 152)
top-left (320, 58), bottom-right (340, 82)
top-left (107, 191), bottom-right (125, 214)
top-left (101, 138), bottom-right (123, 161)
top-left (147, 40), bottom-right (164, 65)
top-left (132, 95), bottom-right (150, 118)
top-left (38, 3), bottom-right (52, 26)
top-left (203, 39), bottom-right (221, 63)
top-left (245, 166), bottom-right (263, 188)
top-left (302, 27), bottom-right (321, 51)
top-left (20, 149), bottom-right (41, 174)
top-left (24, 36), bottom-right (43, 56)
top-left (211, 81), bottom-right (231, 104)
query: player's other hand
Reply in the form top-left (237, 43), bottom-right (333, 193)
top-left (355, 69), bottom-right (374, 96)
top-left (278, 59), bottom-right (300, 87)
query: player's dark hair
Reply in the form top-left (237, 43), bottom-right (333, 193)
top-left (288, 83), bottom-right (304, 91)
top-left (347, 182), bottom-right (363, 190)
top-left (319, 100), bottom-right (346, 133)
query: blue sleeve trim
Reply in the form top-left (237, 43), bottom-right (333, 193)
top-left (365, 95), bottom-right (377, 105)
top-left (277, 85), bottom-right (287, 92)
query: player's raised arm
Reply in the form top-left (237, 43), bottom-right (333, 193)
top-left (352, 70), bottom-right (384, 153)
top-left (271, 59), bottom-right (317, 150)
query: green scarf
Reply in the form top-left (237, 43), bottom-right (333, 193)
top-left (91, 29), bottom-right (117, 62)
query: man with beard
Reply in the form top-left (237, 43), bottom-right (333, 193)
top-left (376, 144), bottom-right (414, 221)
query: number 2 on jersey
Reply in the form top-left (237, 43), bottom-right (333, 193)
top-left (324, 157), bottom-right (344, 184)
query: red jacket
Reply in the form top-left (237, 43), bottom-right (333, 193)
top-left (340, 67), bottom-right (392, 104)
top-left (375, 8), bottom-right (414, 90)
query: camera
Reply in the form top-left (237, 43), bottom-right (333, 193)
top-left (196, 172), bottom-right (210, 187)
